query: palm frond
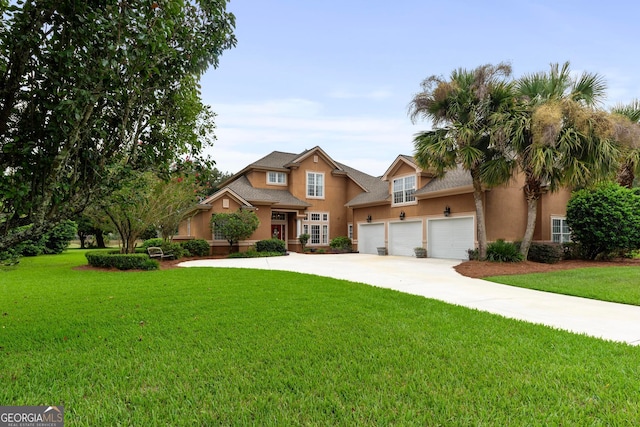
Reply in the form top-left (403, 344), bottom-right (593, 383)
top-left (572, 72), bottom-right (607, 106)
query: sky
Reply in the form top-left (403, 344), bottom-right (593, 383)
top-left (199, 0), bottom-right (640, 177)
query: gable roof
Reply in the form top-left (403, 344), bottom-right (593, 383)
top-left (346, 164), bottom-right (474, 207)
top-left (414, 165), bottom-right (473, 198)
top-left (381, 155), bottom-right (419, 181)
top-left (213, 147), bottom-right (383, 207)
top-left (227, 176), bottom-right (311, 208)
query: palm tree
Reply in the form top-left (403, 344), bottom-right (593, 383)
top-left (409, 63), bottom-right (515, 260)
top-left (610, 100), bottom-right (640, 188)
top-left (500, 62), bottom-right (618, 259)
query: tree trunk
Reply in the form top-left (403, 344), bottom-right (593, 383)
top-left (94, 231), bottom-right (106, 249)
top-left (471, 168), bottom-right (488, 260)
top-left (520, 175), bottom-right (542, 260)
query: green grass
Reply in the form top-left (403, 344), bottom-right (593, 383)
top-left (2, 251), bottom-right (640, 425)
top-left (487, 267), bottom-right (640, 306)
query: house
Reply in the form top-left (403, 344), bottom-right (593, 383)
top-left (175, 146), bottom-right (571, 259)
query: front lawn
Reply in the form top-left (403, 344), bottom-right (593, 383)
top-left (487, 266), bottom-right (640, 306)
top-left (1, 251), bottom-right (639, 425)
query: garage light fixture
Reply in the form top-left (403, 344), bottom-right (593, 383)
top-left (399, 211), bottom-right (405, 220)
top-left (444, 206), bottom-right (451, 217)
top-left (366, 215), bottom-right (372, 223)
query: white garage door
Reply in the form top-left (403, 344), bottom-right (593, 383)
top-left (389, 221), bottom-right (423, 256)
top-left (358, 223), bottom-right (385, 254)
top-left (428, 217), bottom-right (474, 259)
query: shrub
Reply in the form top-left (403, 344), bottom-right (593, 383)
top-left (161, 242), bottom-right (186, 259)
top-left (0, 248), bottom-right (20, 267)
top-left (486, 239), bottom-right (523, 262)
top-left (298, 233), bottom-right (310, 251)
top-left (16, 238), bottom-right (46, 256)
top-left (141, 238), bottom-right (165, 250)
top-left (329, 236), bottom-right (352, 252)
top-left (227, 249), bottom-right (285, 258)
top-left (180, 239), bottom-right (210, 257)
top-left (567, 183), bottom-right (640, 260)
top-left (467, 248), bottom-right (479, 261)
top-left (527, 242), bottom-right (562, 264)
top-left (256, 238), bottom-right (286, 254)
top-left (43, 220), bottom-right (78, 254)
top-left (85, 251), bottom-right (159, 270)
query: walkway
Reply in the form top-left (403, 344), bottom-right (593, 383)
top-left (179, 253), bottom-right (640, 346)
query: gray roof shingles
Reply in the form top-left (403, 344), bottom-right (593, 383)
top-left (215, 148), bottom-right (472, 209)
top-left (227, 176), bottom-right (311, 207)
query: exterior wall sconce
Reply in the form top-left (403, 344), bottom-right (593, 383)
top-left (366, 215), bottom-right (372, 223)
top-left (399, 211), bottom-right (406, 220)
top-left (444, 206), bottom-right (451, 217)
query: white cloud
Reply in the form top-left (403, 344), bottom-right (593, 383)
top-left (327, 88), bottom-right (394, 100)
top-left (206, 98), bottom-right (419, 176)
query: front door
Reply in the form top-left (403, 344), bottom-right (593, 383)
top-left (271, 224), bottom-right (285, 240)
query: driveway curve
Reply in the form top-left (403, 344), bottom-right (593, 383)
top-left (179, 252), bottom-right (640, 346)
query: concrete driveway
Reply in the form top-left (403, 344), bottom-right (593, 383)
top-left (179, 252), bottom-right (640, 346)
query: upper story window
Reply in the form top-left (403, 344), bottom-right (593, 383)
top-left (393, 175), bottom-right (416, 204)
top-left (552, 217), bottom-right (570, 243)
top-left (267, 171), bottom-right (286, 185)
top-left (307, 172), bottom-right (324, 198)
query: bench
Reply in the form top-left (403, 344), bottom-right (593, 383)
top-left (147, 246), bottom-right (175, 260)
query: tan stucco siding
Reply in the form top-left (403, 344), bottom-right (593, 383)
top-left (485, 179), bottom-right (528, 242)
top-left (537, 188), bottom-right (571, 241)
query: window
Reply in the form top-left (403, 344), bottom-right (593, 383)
top-left (302, 212), bottom-right (329, 245)
top-left (393, 176), bottom-right (416, 204)
top-left (213, 226), bottom-right (225, 241)
top-left (307, 172), bottom-right (324, 198)
top-left (348, 224), bottom-right (353, 239)
top-left (552, 217), bottom-right (570, 243)
top-left (267, 171), bottom-right (286, 185)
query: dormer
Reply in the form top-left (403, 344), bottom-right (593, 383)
top-left (381, 155), bottom-right (436, 206)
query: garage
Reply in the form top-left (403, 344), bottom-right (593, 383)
top-left (389, 221), bottom-right (423, 256)
top-left (358, 223), bottom-right (385, 254)
top-left (428, 217), bottom-right (475, 259)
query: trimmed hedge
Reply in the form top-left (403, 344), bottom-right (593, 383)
top-left (86, 251), bottom-right (159, 270)
top-left (228, 249), bottom-right (285, 258)
top-left (256, 238), bottom-right (286, 254)
top-left (329, 236), bottom-right (352, 252)
top-left (180, 239), bottom-right (210, 257)
top-left (141, 238), bottom-right (165, 250)
top-left (527, 242), bottom-right (562, 264)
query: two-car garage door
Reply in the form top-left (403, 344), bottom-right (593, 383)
top-left (428, 217), bottom-right (474, 260)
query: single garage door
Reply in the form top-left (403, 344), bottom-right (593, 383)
top-left (389, 221), bottom-right (423, 256)
top-left (358, 223), bottom-right (385, 254)
top-left (428, 217), bottom-right (474, 259)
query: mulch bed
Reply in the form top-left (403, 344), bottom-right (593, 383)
top-left (454, 258), bottom-right (640, 278)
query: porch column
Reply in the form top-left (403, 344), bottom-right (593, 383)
top-left (296, 219), bottom-right (301, 237)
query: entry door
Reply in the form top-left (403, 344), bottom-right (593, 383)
top-left (271, 224), bottom-right (285, 240)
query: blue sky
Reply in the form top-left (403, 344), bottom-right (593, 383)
top-left (199, 1), bottom-right (639, 176)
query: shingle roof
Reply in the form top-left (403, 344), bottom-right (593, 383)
top-left (341, 161), bottom-right (390, 207)
top-left (415, 165), bottom-right (473, 195)
top-left (249, 151), bottom-right (299, 170)
top-left (227, 176), bottom-right (311, 207)
top-left (214, 147), bottom-right (473, 209)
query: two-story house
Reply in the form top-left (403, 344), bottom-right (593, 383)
top-left (175, 146), bottom-right (571, 259)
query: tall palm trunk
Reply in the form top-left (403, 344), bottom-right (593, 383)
top-left (520, 174), bottom-right (542, 259)
top-left (471, 168), bottom-right (488, 260)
